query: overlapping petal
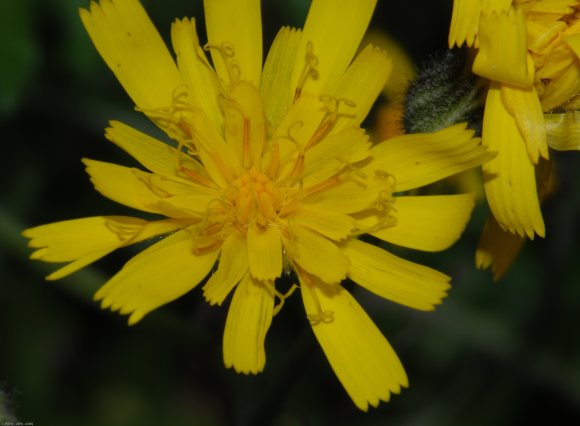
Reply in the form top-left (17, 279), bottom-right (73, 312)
top-left (287, 225), bottom-right (349, 283)
top-left (473, 7), bottom-right (531, 87)
top-left (95, 230), bottom-right (219, 325)
top-left (292, 205), bottom-right (354, 241)
top-left (203, 232), bottom-right (248, 306)
top-left (83, 159), bottom-right (176, 214)
top-left (301, 127), bottom-right (371, 187)
top-left (500, 83), bottom-right (548, 163)
top-left (83, 159), bottom-right (215, 217)
top-left (247, 224), bottom-right (283, 281)
top-left (482, 83), bottom-right (545, 238)
top-left (171, 18), bottom-right (223, 129)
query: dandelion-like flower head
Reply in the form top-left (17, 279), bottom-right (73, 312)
top-left (24, 0), bottom-right (492, 410)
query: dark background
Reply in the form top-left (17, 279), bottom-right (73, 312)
top-left (1, 0), bottom-right (580, 424)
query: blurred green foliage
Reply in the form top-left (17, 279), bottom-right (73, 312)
top-left (0, 0), bottom-right (38, 120)
top-left (1, 0), bottom-right (580, 425)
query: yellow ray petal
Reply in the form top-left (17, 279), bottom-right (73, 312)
top-left (83, 159), bottom-right (217, 221)
top-left (368, 123), bottom-right (492, 192)
top-left (476, 215), bottom-right (526, 281)
top-left (545, 110), bottom-right (580, 150)
top-left (302, 127), bottom-right (371, 188)
top-left (448, 0), bottom-right (483, 48)
top-left (527, 19), bottom-right (567, 55)
top-left (203, 232), bottom-right (248, 306)
top-left (535, 45), bottom-right (575, 81)
top-left (539, 61), bottom-right (580, 111)
top-left (473, 7), bottom-right (532, 87)
top-left (261, 27), bottom-right (302, 129)
top-left (273, 93), bottom-right (326, 165)
top-left (291, 0), bottom-right (376, 96)
top-left (482, 83), bottom-right (545, 238)
top-left (105, 121), bottom-right (208, 184)
top-left (82, 159), bottom-right (198, 215)
top-left (223, 274), bottom-right (274, 374)
top-left (183, 110), bottom-right (239, 187)
top-left (79, 0), bottom-right (181, 111)
top-left (481, 0), bottom-right (513, 14)
top-left (327, 44), bottom-right (392, 131)
top-left (300, 280), bottom-right (408, 411)
top-left (247, 224), bottom-right (282, 282)
top-left (564, 33), bottom-right (580, 58)
top-left (448, 0), bottom-right (511, 48)
top-left (44, 250), bottom-right (117, 282)
top-left (23, 216), bottom-right (183, 280)
top-left (95, 230), bottom-right (219, 325)
top-left (223, 81), bottom-right (267, 169)
top-left (344, 240), bottom-right (450, 311)
top-left (287, 225), bottom-right (349, 284)
top-left (203, 0), bottom-right (262, 86)
top-left (154, 192), bottom-right (220, 218)
top-left (372, 194), bottom-right (475, 252)
top-left (524, 0), bottom-right (578, 14)
top-left (500, 83), bottom-right (549, 163)
top-left (302, 180), bottom-right (380, 214)
top-left (171, 18), bottom-right (223, 130)
top-left (293, 205), bottom-right (354, 241)
top-left (24, 216), bottom-right (175, 263)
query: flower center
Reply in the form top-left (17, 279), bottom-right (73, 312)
top-left (227, 167), bottom-right (284, 228)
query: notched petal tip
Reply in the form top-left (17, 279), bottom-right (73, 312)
top-left (229, 363), bottom-right (264, 376)
top-left (300, 282), bottom-right (408, 410)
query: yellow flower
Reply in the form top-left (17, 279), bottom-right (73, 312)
top-left (23, 0), bottom-right (491, 410)
top-left (449, 0), bottom-right (580, 240)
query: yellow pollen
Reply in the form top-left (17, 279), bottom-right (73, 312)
top-left (226, 167), bottom-right (283, 228)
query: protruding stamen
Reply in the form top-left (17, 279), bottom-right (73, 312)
top-left (222, 96), bottom-right (252, 168)
top-left (303, 174), bottom-right (342, 198)
top-left (294, 42), bottom-right (319, 101)
top-left (189, 226), bottom-right (224, 254)
top-left (298, 270), bottom-right (334, 325)
top-left (134, 172), bottom-right (172, 198)
top-left (204, 42), bottom-right (241, 83)
top-left (303, 96), bottom-right (357, 151)
top-left (266, 139), bottom-right (280, 179)
top-left (288, 150), bottom-right (305, 180)
top-left (178, 167), bottom-right (217, 188)
top-left (307, 310), bottom-right (335, 325)
top-left (103, 219), bottom-right (143, 242)
top-left (270, 283), bottom-right (299, 316)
